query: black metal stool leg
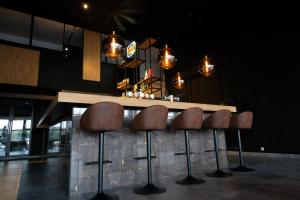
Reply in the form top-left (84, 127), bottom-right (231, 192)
top-left (91, 132), bottom-right (119, 200)
top-left (133, 131), bottom-right (166, 195)
top-left (207, 129), bottom-right (232, 178)
top-left (230, 130), bottom-right (254, 172)
top-left (176, 130), bottom-right (205, 185)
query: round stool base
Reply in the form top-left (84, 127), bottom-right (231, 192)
top-left (176, 176), bottom-right (205, 185)
top-left (133, 183), bottom-right (166, 195)
top-left (90, 192), bottom-right (119, 200)
top-left (230, 165), bottom-right (254, 172)
top-left (207, 170), bottom-right (233, 178)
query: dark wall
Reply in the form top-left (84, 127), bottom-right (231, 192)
top-left (165, 49), bottom-right (230, 105)
top-left (166, 35), bottom-right (300, 154)
top-left (38, 47), bottom-right (117, 94)
top-left (224, 35), bottom-right (300, 154)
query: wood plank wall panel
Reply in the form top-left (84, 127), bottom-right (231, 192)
top-left (0, 44), bottom-right (40, 86)
top-left (83, 30), bottom-right (101, 82)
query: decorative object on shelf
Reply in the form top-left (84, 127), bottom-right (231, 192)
top-left (158, 44), bottom-right (177, 69)
top-left (139, 91), bottom-right (145, 99)
top-left (144, 68), bottom-right (154, 80)
top-left (102, 31), bottom-right (125, 59)
top-left (127, 91), bottom-right (133, 97)
top-left (172, 72), bottom-right (184, 89)
top-left (163, 94), bottom-right (180, 102)
top-left (125, 90), bottom-right (155, 100)
top-left (198, 55), bottom-right (214, 77)
top-left (117, 78), bottom-right (130, 90)
top-left (135, 77), bottom-right (161, 94)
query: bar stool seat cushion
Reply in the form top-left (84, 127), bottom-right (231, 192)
top-left (230, 111), bottom-right (253, 129)
top-left (202, 109), bottom-right (231, 129)
top-left (131, 105), bottom-right (168, 131)
top-left (171, 107), bottom-right (204, 130)
top-left (80, 102), bottom-right (124, 132)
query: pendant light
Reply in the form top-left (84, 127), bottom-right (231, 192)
top-left (102, 31), bottom-right (125, 59)
top-left (158, 44), bottom-right (177, 69)
top-left (172, 72), bottom-right (184, 89)
top-left (198, 55), bottom-right (214, 77)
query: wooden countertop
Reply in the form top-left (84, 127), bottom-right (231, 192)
top-left (37, 91), bottom-right (236, 128)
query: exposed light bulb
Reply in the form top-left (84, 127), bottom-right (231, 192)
top-left (199, 55), bottom-right (214, 77)
top-left (158, 44), bottom-right (176, 69)
top-left (83, 2), bottom-right (89, 10)
top-left (173, 72), bottom-right (184, 89)
top-left (111, 37), bottom-right (116, 56)
top-left (102, 31), bottom-right (125, 59)
top-left (164, 49), bottom-right (169, 66)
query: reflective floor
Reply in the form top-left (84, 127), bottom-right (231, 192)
top-left (0, 154), bottom-right (300, 200)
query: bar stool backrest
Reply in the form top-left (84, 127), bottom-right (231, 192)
top-left (131, 105), bottom-right (168, 131)
top-left (80, 102), bottom-right (124, 132)
top-left (230, 111), bottom-right (253, 129)
top-left (172, 107), bottom-right (204, 130)
top-left (203, 109), bottom-right (232, 129)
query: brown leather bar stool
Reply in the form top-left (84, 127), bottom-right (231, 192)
top-left (229, 111), bottom-right (254, 172)
top-left (80, 102), bottom-right (124, 200)
top-left (131, 105), bottom-right (168, 195)
top-left (203, 109), bottom-right (232, 177)
top-left (171, 107), bottom-right (205, 185)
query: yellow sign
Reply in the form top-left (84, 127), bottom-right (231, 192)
top-left (126, 41), bottom-right (136, 58)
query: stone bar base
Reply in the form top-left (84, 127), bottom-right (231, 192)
top-left (69, 108), bottom-right (229, 196)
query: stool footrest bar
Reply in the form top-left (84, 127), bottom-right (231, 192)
top-left (134, 156), bottom-right (157, 160)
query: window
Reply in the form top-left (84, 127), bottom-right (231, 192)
top-left (0, 7), bottom-right (31, 45)
top-left (48, 121), bottom-right (71, 154)
top-left (32, 17), bottom-right (64, 51)
top-left (64, 24), bottom-right (83, 48)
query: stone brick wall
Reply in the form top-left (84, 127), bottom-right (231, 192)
top-left (69, 108), bottom-right (229, 196)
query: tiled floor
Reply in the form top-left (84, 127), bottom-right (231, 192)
top-left (1, 154), bottom-right (300, 200)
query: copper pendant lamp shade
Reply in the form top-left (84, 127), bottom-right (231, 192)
top-left (102, 31), bottom-right (125, 59)
top-left (158, 44), bottom-right (177, 69)
top-left (172, 72), bottom-right (184, 89)
top-left (198, 55), bottom-right (214, 77)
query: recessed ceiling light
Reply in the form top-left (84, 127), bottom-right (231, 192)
top-left (83, 2), bottom-right (89, 10)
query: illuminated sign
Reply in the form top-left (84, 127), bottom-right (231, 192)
top-left (126, 41), bottom-right (136, 58)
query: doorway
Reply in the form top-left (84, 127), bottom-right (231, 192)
top-left (0, 99), bottom-right (32, 159)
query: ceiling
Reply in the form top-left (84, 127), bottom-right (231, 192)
top-left (0, 0), bottom-right (299, 48)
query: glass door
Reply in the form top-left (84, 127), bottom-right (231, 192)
top-left (0, 99), bottom-right (32, 158)
top-left (0, 118), bottom-right (9, 157)
top-left (10, 119), bottom-right (31, 156)
top-left (48, 121), bottom-right (71, 154)
top-left (10, 101), bottom-right (32, 156)
top-left (0, 100), bottom-right (11, 157)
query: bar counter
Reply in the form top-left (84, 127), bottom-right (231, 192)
top-left (37, 91), bottom-right (236, 196)
top-left (37, 91), bottom-right (236, 128)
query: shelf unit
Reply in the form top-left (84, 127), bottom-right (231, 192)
top-left (117, 37), bottom-right (163, 98)
top-left (137, 37), bottom-right (163, 97)
top-left (136, 76), bottom-right (160, 85)
top-left (118, 58), bottom-right (144, 69)
top-left (117, 84), bottom-right (133, 91)
top-left (138, 37), bottom-right (157, 50)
